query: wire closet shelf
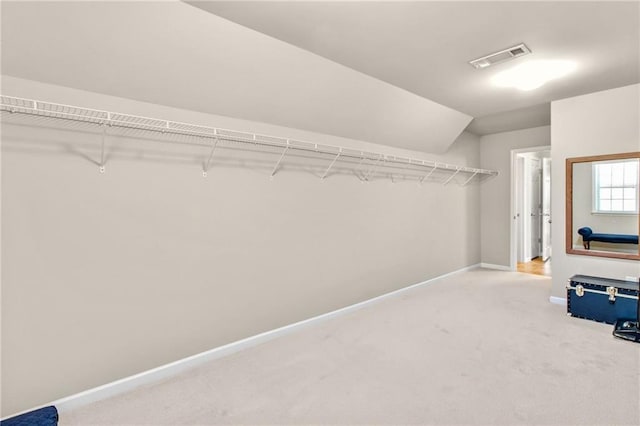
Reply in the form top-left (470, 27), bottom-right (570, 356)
top-left (0, 95), bottom-right (498, 184)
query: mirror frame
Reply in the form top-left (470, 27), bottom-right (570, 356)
top-left (566, 151), bottom-right (640, 260)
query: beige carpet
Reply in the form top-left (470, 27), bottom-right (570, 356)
top-left (61, 269), bottom-right (640, 425)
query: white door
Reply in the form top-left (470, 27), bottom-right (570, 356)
top-left (541, 158), bottom-right (552, 261)
top-left (529, 159), bottom-right (542, 259)
top-left (517, 157), bottom-right (525, 262)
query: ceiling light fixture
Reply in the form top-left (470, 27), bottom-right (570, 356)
top-left (492, 60), bottom-right (577, 91)
top-left (469, 43), bottom-right (531, 69)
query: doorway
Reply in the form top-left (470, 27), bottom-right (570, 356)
top-left (510, 146), bottom-right (552, 276)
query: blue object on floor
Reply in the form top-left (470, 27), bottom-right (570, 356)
top-left (0, 406), bottom-right (58, 426)
top-left (567, 275), bottom-right (639, 325)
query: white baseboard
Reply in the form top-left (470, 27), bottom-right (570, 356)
top-left (549, 296), bottom-right (567, 306)
top-left (480, 262), bottom-right (512, 271)
top-left (3, 263), bottom-right (480, 420)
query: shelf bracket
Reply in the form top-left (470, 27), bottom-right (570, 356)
top-left (462, 171), bottom-right (479, 186)
top-left (271, 142), bottom-right (290, 179)
top-left (202, 137), bottom-right (219, 178)
top-left (99, 124), bottom-right (107, 173)
top-left (354, 155), bottom-right (367, 180)
top-left (443, 167), bottom-right (462, 185)
top-left (321, 149), bottom-right (342, 180)
top-left (363, 155), bottom-right (383, 182)
top-left (419, 164), bottom-right (438, 185)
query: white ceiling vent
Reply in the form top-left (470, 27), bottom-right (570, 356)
top-left (469, 43), bottom-right (531, 69)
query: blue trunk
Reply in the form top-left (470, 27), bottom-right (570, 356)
top-left (567, 275), bottom-right (639, 325)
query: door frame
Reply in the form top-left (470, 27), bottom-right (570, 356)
top-left (510, 146), bottom-right (552, 271)
top-left (541, 157), bottom-right (552, 261)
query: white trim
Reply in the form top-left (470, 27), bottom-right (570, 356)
top-left (1, 263), bottom-right (480, 420)
top-left (480, 262), bottom-right (512, 271)
top-left (592, 160), bottom-right (639, 215)
top-left (549, 296), bottom-right (567, 305)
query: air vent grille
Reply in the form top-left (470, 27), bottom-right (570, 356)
top-left (469, 43), bottom-right (531, 69)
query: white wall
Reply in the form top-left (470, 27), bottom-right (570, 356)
top-left (550, 84), bottom-right (640, 298)
top-left (480, 126), bottom-right (551, 267)
top-left (0, 77), bottom-right (483, 416)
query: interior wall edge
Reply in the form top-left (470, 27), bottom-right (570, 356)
top-left (549, 296), bottom-right (567, 306)
top-left (479, 126), bottom-right (552, 267)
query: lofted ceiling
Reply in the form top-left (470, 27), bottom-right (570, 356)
top-left (188, 0), bottom-right (640, 135)
top-left (0, 1), bottom-right (470, 154)
top-left (1, 1), bottom-right (638, 153)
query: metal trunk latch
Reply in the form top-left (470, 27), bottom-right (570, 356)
top-left (606, 286), bottom-right (618, 302)
top-left (575, 285), bottom-right (585, 297)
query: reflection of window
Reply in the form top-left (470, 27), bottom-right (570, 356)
top-left (593, 160), bottom-right (639, 213)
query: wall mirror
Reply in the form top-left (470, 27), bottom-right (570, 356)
top-left (566, 152), bottom-right (640, 260)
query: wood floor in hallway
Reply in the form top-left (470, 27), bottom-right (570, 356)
top-left (517, 257), bottom-right (551, 276)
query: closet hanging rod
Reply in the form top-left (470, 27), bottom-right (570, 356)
top-left (0, 95), bottom-right (498, 178)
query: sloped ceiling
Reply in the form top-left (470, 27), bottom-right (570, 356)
top-left (0, 1), bottom-right (471, 154)
top-left (189, 0), bottom-right (639, 135)
top-left (466, 104), bottom-right (551, 136)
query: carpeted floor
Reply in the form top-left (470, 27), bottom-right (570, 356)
top-left (61, 269), bottom-right (640, 425)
